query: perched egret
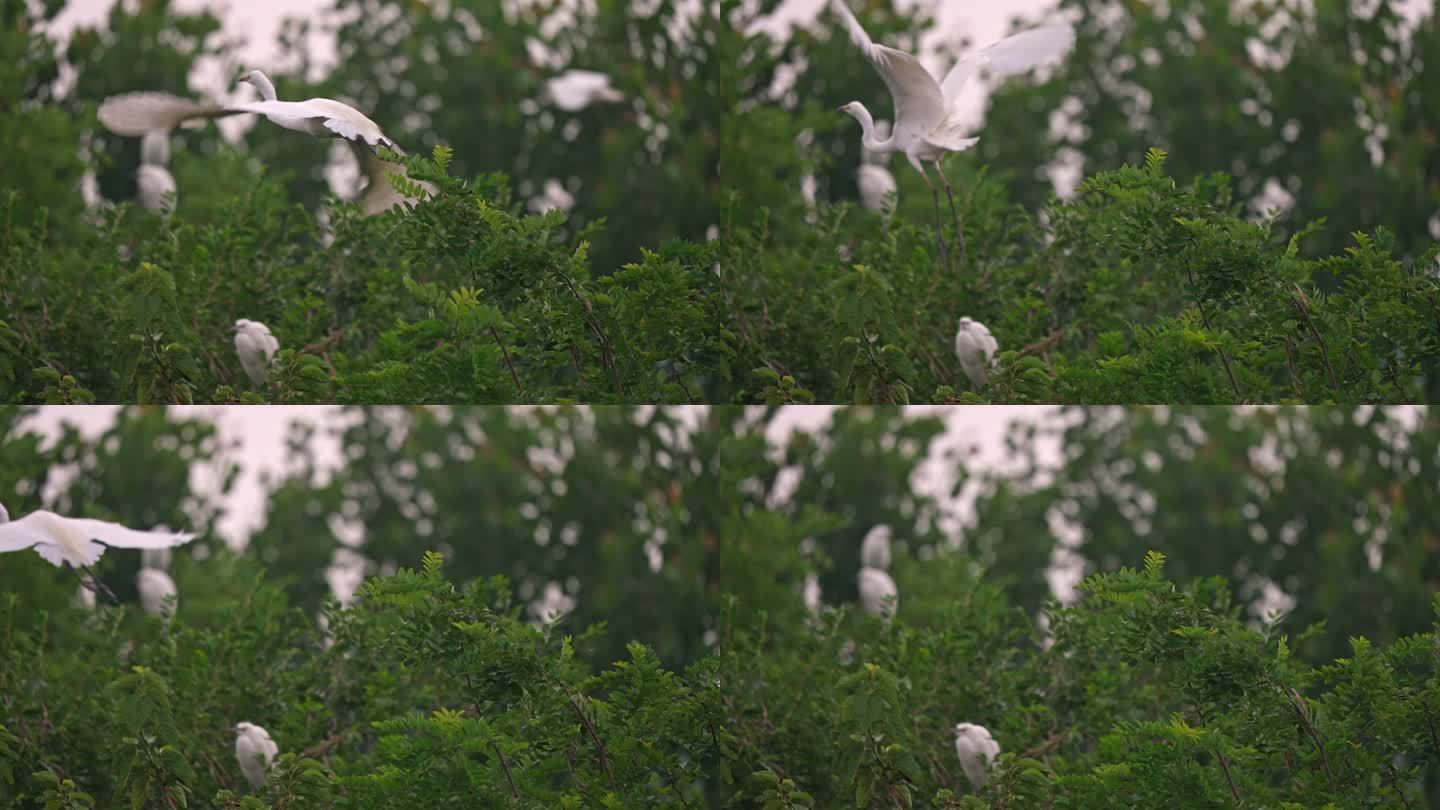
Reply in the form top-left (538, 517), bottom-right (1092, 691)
top-left (233, 319), bottom-right (279, 386)
top-left (830, 0), bottom-right (1075, 271)
top-left (137, 130), bottom-right (177, 216)
top-left (860, 524), bottom-right (892, 570)
top-left (544, 69), bottom-right (624, 111)
top-left (954, 316), bottom-right (999, 389)
top-left (803, 572), bottom-right (822, 616)
top-left (98, 70), bottom-right (433, 215)
top-left (858, 566), bottom-right (899, 620)
top-left (233, 722), bottom-right (279, 790)
top-left (951, 722), bottom-right (1000, 789)
top-left (0, 504), bottom-right (195, 569)
top-left (137, 567), bottom-right (178, 618)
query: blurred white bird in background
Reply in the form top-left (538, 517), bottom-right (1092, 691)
top-left (137, 542), bottom-right (178, 619)
top-left (860, 524), bottom-right (892, 569)
top-left (233, 722), bottom-right (279, 790)
top-left (233, 319), bottom-right (279, 387)
top-left (830, 0), bottom-right (1075, 272)
top-left (142, 546), bottom-right (173, 570)
top-left (137, 567), bottom-right (178, 619)
top-left (544, 69), bottom-right (624, 111)
top-left (858, 567), bottom-right (898, 620)
top-left (952, 722), bottom-right (1000, 789)
top-left (857, 524), bottom-right (898, 620)
top-left (0, 503), bottom-right (195, 569)
top-left (954, 316), bottom-right (999, 389)
top-left (99, 69), bottom-right (434, 216)
top-left (803, 572), bottom-right (822, 616)
top-left (137, 130), bottom-right (177, 216)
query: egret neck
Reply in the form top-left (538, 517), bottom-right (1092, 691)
top-left (842, 103), bottom-right (896, 155)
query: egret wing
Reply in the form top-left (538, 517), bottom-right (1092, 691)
top-left (831, 0), bottom-right (945, 131)
top-left (0, 514), bottom-right (50, 552)
top-left (99, 93), bottom-right (233, 136)
top-left (64, 518), bottom-right (194, 549)
top-left (940, 23), bottom-right (1076, 104)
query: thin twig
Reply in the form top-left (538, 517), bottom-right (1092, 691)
top-left (1385, 763), bottom-right (1412, 809)
top-left (489, 326), bottom-right (524, 397)
top-left (1289, 284), bottom-right (1338, 389)
top-left (1283, 338), bottom-right (1307, 399)
top-left (564, 690), bottom-right (617, 790)
top-left (662, 767), bottom-right (693, 808)
top-left (1285, 688), bottom-right (1337, 792)
top-left (1187, 265), bottom-right (1242, 401)
top-left (494, 742), bottom-right (520, 801)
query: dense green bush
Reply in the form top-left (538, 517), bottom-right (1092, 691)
top-left (723, 552), bottom-right (1440, 807)
top-left (2, 405), bottom-right (1437, 806)
top-left (722, 0), bottom-right (1440, 404)
top-left (1, 0), bottom-right (725, 404)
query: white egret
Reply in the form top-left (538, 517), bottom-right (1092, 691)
top-left (233, 722), bottom-right (279, 790)
top-left (830, 0), bottom-right (1075, 271)
top-left (98, 70), bottom-right (433, 215)
top-left (858, 566), bottom-right (898, 620)
top-left (0, 504), bottom-right (195, 569)
top-left (860, 524), bottom-right (892, 570)
top-left (137, 130), bottom-right (177, 216)
top-left (954, 316), bottom-right (999, 389)
top-left (803, 572), bottom-right (822, 616)
top-left (137, 567), bottom-right (177, 618)
top-left (951, 722), bottom-right (1000, 789)
top-left (858, 119), bottom-right (898, 217)
top-left (544, 69), bottom-right (624, 111)
top-left (233, 319), bottom-right (279, 387)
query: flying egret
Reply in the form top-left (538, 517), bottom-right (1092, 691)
top-left (233, 319), bottom-right (279, 387)
top-left (137, 130), bottom-right (177, 216)
top-left (137, 567), bottom-right (178, 618)
top-left (98, 70), bottom-right (433, 215)
top-left (860, 524), bottom-right (892, 570)
top-left (0, 504), bottom-right (195, 569)
top-left (858, 566), bottom-right (898, 620)
top-left (544, 69), bottom-right (624, 112)
top-left (954, 316), bottom-right (999, 389)
top-left (951, 722), bottom-right (1000, 790)
top-left (233, 722), bottom-right (279, 790)
top-left (830, 0), bottom-right (1075, 271)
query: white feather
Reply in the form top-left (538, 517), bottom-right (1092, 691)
top-left (953, 722), bottom-right (1000, 789)
top-left (857, 164), bottom-right (897, 216)
top-left (233, 319), bottom-right (280, 386)
top-left (858, 566), bottom-right (898, 620)
top-left (234, 722), bottom-right (279, 789)
top-left (0, 509), bottom-right (195, 568)
top-left (954, 317), bottom-right (999, 388)
top-left (137, 568), bottom-right (177, 617)
top-left (860, 525), bottom-right (892, 569)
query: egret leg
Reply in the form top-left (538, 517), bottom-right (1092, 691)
top-left (918, 169), bottom-right (949, 277)
top-left (78, 565), bottom-right (119, 604)
top-left (934, 161), bottom-right (964, 273)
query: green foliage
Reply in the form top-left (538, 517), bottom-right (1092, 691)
top-left (722, 0), bottom-right (1440, 404)
top-left (0, 0), bottom-right (725, 405)
top-left (2, 405), bottom-right (1439, 806)
top-left (723, 550), bottom-right (1440, 807)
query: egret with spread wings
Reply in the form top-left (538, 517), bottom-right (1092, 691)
top-left (830, 0), bottom-right (1074, 272)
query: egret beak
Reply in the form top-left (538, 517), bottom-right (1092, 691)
top-left (836, 105), bottom-right (847, 113)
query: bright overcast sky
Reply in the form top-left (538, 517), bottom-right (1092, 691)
top-left (18, 406), bottom-right (1055, 549)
